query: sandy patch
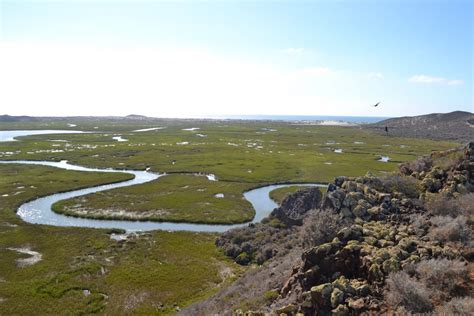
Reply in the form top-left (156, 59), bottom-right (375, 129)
top-left (7, 247), bottom-right (42, 267)
top-left (133, 127), bottom-right (166, 132)
top-left (112, 136), bottom-right (128, 142)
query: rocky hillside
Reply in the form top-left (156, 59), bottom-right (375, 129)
top-left (365, 111), bottom-right (474, 142)
top-left (183, 143), bottom-right (473, 315)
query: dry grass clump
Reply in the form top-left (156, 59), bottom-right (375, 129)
top-left (415, 258), bottom-right (467, 299)
top-left (399, 156), bottom-right (433, 175)
top-left (385, 271), bottom-right (433, 313)
top-left (300, 209), bottom-right (347, 248)
top-left (436, 296), bottom-right (474, 315)
top-left (385, 259), bottom-right (470, 313)
top-left (380, 175), bottom-right (419, 198)
top-left (426, 193), bottom-right (474, 217)
top-left (429, 215), bottom-right (470, 243)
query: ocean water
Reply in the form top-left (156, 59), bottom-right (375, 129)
top-left (212, 115), bottom-right (389, 124)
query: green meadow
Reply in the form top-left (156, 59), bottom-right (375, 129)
top-left (0, 119), bottom-right (456, 223)
top-left (0, 118), bottom-right (459, 313)
top-left (0, 164), bottom-right (241, 315)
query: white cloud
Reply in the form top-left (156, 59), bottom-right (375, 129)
top-left (293, 66), bottom-right (336, 77)
top-left (0, 42), bottom-right (354, 117)
top-left (284, 48), bottom-right (304, 54)
top-left (408, 74), bottom-right (463, 85)
top-left (447, 79), bottom-right (464, 86)
top-left (367, 72), bottom-right (384, 80)
top-left (0, 42), bottom-right (422, 117)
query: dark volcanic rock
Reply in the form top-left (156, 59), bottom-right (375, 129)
top-left (271, 188), bottom-right (323, 226)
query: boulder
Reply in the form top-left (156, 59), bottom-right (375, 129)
top-left (271, 188), bottom-right (323, 225)
top-left (330, 288), bottom-right (345, 308)
top-left (332, 304), bottom-right (349, 316)
top-left (310, 283), bottom-right (333, 306)
top-left (337, 225), bottom-right (363, 242)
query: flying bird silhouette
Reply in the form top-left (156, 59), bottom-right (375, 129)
top-left (373, 102), bottom-right (380, 107)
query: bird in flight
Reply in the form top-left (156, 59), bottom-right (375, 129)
top-left (373, 102), bottom-right (380, 107)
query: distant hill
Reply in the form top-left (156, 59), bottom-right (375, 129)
top-left (0, 115), bottom-right (39, 122)
top-left (366, 111), bottom-right (474, 143)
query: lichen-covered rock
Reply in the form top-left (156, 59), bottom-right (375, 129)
top-left (330, 288), bottom-right (345, 308)
top-left (271, 188), bottom-right (323, 226)
top-left (337, 225), bottom-right (363, 242)
top-left (310, 283), bottom-right (333, 306)
top-left (332, 304), bottom-right (349, 316)
top-left (227, 143), bottom-right (473, 316)
top-left (276, 304), bottom-right (297, 314)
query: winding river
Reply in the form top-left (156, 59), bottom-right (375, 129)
top-left (0, 130), bottom-right (326, 232)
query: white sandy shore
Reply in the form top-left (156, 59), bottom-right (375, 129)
top-left (292, 120), bottom-right (359, 126)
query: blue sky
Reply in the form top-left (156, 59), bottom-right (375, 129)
top-left (0, 0), bottom-right (472, 117)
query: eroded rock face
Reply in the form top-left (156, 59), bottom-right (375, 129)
top-left (209, 143), bottom-right (472, 316)
top-left (270, 143), bottom-right (472, 315)
top-left (271, 188), bottom-right (323, 226)
top-left (401, 142), bottom-right (474, 197)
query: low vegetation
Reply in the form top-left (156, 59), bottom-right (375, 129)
top-left (0, 119), bottom-right (467, 314)
top-left (53, 174), bottom-right (255, 224)
top-left (385, 258), bottom-right (469, 313)
top-left (1, 119), bottom-right (457, 223)
top-left (197, 142), bottom-right (473, 315)
top-left (0, 164), bottom-right (240, 314)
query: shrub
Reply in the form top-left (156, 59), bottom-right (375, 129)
top-left (399, 156), bottom-right (432, 175)
top-left (426, 193), bottom-right (474, 218)
top-left (300, 209), bottom-right (346, 248)
top-left (436, 297), bottom-right (474, 315)
top-left (455, 193), bottom-right (474, 216)
top-left (425, 193), bottom-right (458, 216)
top-left (415, 258), bottom-right (467, 298)
top-left (432, 149), bottom-right (464, 170)
top-left (429, 215), bottom-right (470, 243)
top-left (385, 271), bottom-right (433, 313)
top-left (409, 213), bottom-right (429, 237)
top-left (236, 252), bottom-right (251, 265)
top-left (380, 175), bottom-right (419, 198)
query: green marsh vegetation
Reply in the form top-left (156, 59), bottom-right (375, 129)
top-left (0, 118), bottom-right (460, 313)
top-left (53, 174), bottom-right (255, 224)
top-left (0, 164), bottom-right (241, 314)
top-left (0, 119), bottom-right (458, 224)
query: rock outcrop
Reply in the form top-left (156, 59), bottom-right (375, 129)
top-left (271, 188), bottom-right (323, 226)
top-left (272, 143), bottom-right (473, 315)
top-left (184, 143), bottom-right (473, 315)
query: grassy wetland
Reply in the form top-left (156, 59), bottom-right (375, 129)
top-left (0, 164), bottom-right (241, 315)
top-left (0, 118), bottom-right (460, 313)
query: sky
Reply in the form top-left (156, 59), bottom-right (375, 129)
top-left (0, 0), bottom-right (472, 118)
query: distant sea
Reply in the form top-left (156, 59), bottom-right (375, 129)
top-left (211, 115), bottom-right (389, 124)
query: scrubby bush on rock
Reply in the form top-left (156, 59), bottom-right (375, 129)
top-left (436, 296), bottom-right (474, 315)
top-left (429, 215), bottom-right (470, 243)
top-left (415, 258), bottom-right (467, 299)
top-left (385, 258), bottom-right (469, 313)
top-left (426, 192), bottom-right (474, 217)
top-left (380, 175), bottom-right (419, 198)
top-left (300, 209), bottom-right (348, 248)
top-left (385, 271), bottom-right (433, 313)
top-left (399, 156), bottom-right (433, 175)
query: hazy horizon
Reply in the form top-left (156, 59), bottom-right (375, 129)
top-left (1, 1), bottom-right (472, 117)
